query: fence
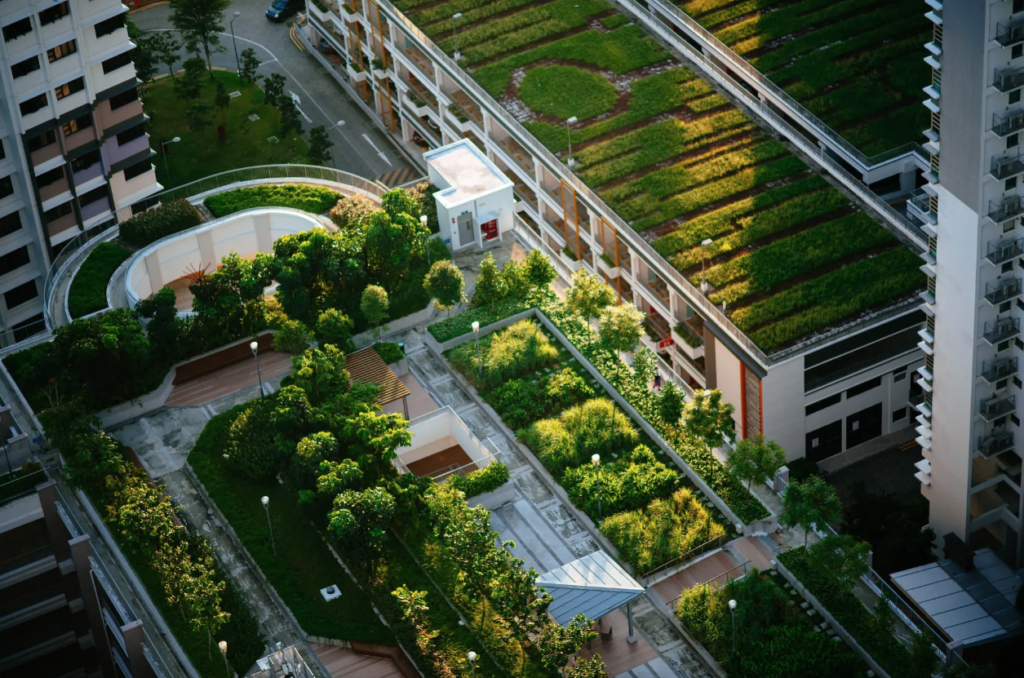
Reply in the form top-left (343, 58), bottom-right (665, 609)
top-left (639, 533), bottom-right (727, 584)
top-left (666, 560), bottom-right (751, 610)
top-left (0, 467), bottom-right (50, 506)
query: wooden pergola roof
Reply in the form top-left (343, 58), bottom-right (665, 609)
top-left (346, 347), bottom-right (410, 406)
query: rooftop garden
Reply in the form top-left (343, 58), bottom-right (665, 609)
top-left (396, 0), bottom-right (925, 353)
top-left (675, 0), bottom-right (931, 157)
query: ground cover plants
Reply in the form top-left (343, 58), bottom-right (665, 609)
top-left (675, 0), bottom-right (930, 156)
top-left (395, 0), bottom-right (924, 352)
top-left (204, 184), bottom-right (342, 217)
top-left (68, 242), bottom-right (131, 318)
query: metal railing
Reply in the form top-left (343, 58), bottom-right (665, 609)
top-left (993, 110), bottom-right (1024, 137)
top-left (980, 394), bottom-right (1016, 420)
top-left (990, 150), bottom-right (1024, 180)
top-left (988, 195), bottom-right (1024, 223)
top-left (666, 560), bottom-right (750, 609)
top-left (987, 238), bottom-right (1024, 265)
top-left (638, 533), bottom-right (727, 583)
top-left (978, 430), bottom-right (1015, 459)
top-left (981, 357), bottom-right (1018, 383)
top-left (0, 467), bottom-right (48, 506)
top-left (996, 19), bottom-right (1024, 47)
top-left (984, 278), bottom-right (1022, 305)
top-left (983, 317), bottom-right (1020, 344)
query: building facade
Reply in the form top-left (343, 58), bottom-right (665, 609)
top-left (0, 0), bottom-right (158, 343)
top-left (304, 0), bottom-right (926, 468)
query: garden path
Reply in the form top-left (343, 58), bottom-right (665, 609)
top-left (400, 328), bottom-right (716, 678)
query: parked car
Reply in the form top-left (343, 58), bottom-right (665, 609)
top-left (266, 0), bottom-right (299, 21)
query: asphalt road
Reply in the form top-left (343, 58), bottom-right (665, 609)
top-left (131, 0), bottom-right (419, 184)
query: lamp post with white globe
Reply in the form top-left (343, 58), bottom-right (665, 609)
top-left (472, 321), bottom-right (481, 377)
top-left (468, 651), bottom-right (477, 678)
top-left (250, 340), bottom-right (264, 398)
top-left (592, 454), bottom-right (602, 518)
top-left (218, 640), bottom-right (229, 678)
top-left (728, 599), bottom-right (738, 654)
top-left (262, 495), bottom-right (276, 557)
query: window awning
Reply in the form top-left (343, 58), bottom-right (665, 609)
top-left (537, 551), bottom-right (645, 626)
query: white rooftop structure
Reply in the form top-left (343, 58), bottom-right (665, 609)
top-left (424, 139), bottom-right (511, 206)
top-left (891, 549), bottom-right (1024, 647)
top-left (537, 551), bottom-right (645, 627)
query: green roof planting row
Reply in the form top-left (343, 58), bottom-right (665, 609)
top-left (395, 0), bottom-right (924, 352)
top-left (674, 0), bottom-right (932, 157)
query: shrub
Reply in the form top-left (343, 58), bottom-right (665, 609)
top-left (522, 398), bottom-right (639, 473)
top-left (273, 320), bottom-right (312, 354)
top-left (119, 199), bottom-right (203, 248)
top-left (545, 368), bottom-right (594, 409)
top-left (446, 462), bottom-right (510, 498)
top-left (373, 341), bottom-right (404, 365)
top-left (204, 184), bottom-right (341, 217)
top-left (226, 398), bottom-right (281, 481)
top-left (482, 320), bottom-right (559, 385)
top-left (563, 445), bottom-right (679, 518)
top-left (68, 242), bottom-right (132, 318)
top-left (427, 291), bottom-right (552, 342)
top-left (329, 194), bottom-right (378, 229)
top-left (314, 308), bottom-right (355, 353)
top-left (486, 378), bottom-right (550, 429)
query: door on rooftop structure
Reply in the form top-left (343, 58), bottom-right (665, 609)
top-left (457, 212), bottom-right (474, 249)
top-left (806, 420), bottom-right (842, 463)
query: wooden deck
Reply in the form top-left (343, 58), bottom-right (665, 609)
top-left (576, 609), bottom-right (658, 677)
top-left (406, 445), bottom-right (475, 479)
top-left (164, 350), bottom-right (293, 407)
top-left (312, 643), bottom-right (403, 678)
top-left (647, 537), bottom-right (779, 610)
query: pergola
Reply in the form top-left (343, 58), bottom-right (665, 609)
top-left (345, 347), bottom-right (411, 417)
top-left (538, 551), bottom-right (645, 641)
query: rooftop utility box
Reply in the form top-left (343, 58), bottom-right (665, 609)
top-left (424, 140), bottom-right (514, 251)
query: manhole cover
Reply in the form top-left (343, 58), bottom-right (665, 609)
top-left (229, 90), bottom-right (242, 98)
top-left (248, 113), bottom-right (260, 121)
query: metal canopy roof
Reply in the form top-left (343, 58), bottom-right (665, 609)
top-left (891, 549), bottom-right (1023, 647)
top-left (537, 551), bottom-right (644, 626)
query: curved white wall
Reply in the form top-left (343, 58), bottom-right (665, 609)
top-left (125, 208), bottom-right (324, 309)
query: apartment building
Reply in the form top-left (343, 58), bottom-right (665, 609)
top-left (303, 0), bottom-right (927, 469)
top-left (0, 0), bottom-right (158, 344)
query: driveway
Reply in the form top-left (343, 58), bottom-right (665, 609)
top-left (131, 0), bottom-right (419, 183)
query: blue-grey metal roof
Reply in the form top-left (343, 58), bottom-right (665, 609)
top-left (537, 551), bottom-right (644, 626)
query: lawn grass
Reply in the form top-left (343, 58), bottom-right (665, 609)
top-left (146, 71), bottom-right (310, 188)
top-left (203, 185), bottom-right (342, 218)
top-left (519, 65), bottom-right (618, 121)
top-left (68, 242), bottom-right (131, 318)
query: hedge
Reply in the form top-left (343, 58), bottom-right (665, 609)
top-left (445, 461), bottom-right (510, 497)
top-left (119, 199), bottom-right (204, 249)
top-left (68, 242), bottom-right (131, 318)
top-left (204, 185), bottom-right (342, 218)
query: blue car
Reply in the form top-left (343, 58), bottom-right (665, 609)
top-left (266, 0), bottom-right (299, 21)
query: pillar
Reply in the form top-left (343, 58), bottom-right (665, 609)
top-left (121, 619), bottom-right (155, 678)
top-left (69, 534), bottom-right (115, 678)
top-left (626, 601), bottom-right (637, 644)
top-left (35, 480), bottom-right (71, 562)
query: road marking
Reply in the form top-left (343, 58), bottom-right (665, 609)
top-left (289, 91), bottom-right (313, 122)
top-left (362, 133), bottom-right (392, 166)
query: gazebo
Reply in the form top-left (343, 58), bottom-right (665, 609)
top-left (345, 347), bottom-right (411, 417)
top-left (538, 551), bottom-right (645, 642)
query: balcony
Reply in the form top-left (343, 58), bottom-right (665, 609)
top-left (907, 188), bottom-right (937, 225)
top-left (988, 196), bottom-right (1024, 223)
top-left (996, 19), bottom-right (1024, 47)
top-left (980, 394), bottom-right (1016, 421)
top-left (981, 357), bottom-right (1018, 384)
top-left (991, 150), bottom-right (1024, 180)
top-left (983, 317), bottom-right (1021, 345)
top-left (671, 319), bottom-right (705, 361)
top-left (995, 66), bottom-right (1024, 93)
top-left (992, 110), bottom-right (1024, 137)
top-left (986, 238), bottom-right (1024, 265)
top-left (984, 278), bottom-right (1022, 305)
top-left (978, 430), bottom-right (1015, 459)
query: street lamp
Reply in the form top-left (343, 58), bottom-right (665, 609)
top-left (592, 454), bottom-right (601, 519)
top-left (230, 11), bottom-right (241, 75)
top-left (566, 116), bottom-right (578, 168)
top-left (728, 599), bottom-right (737, 654)
top-left (472, 321), bottom-right (481, 377)
top-left (261, 495), bottom-right (276, 556)
top-left (421, 214), bottom-right (431, 266)
top-left (218, 640), bottom-right (229, 678)
top-left (160, 137), bottom-right (181, 184)
top-left (700, 238), bottom-right (713, 294)
top-left (250, 341), bottom-right (264, 398)
top-left (467, 651), bottom-right (477, 678)
top-left (452, 13), bottom-right (463, 61)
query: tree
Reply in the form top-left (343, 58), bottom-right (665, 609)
top-left (491, 550), bottom-right (553, 652)
top-left (330, 194), bottom-right (378, 229)
top-left (523, 249), bottom-right (557, 294)
top-left (631, 347), bottom-right (657, 387)
top-left (360, 285), bottom-right (390, 339)
top-left (134, 36), bottom-right (158, 86)
top-left (277, 97), bottom-right (302, 136)
top-left (566, 270), bottom-right (614, 344)
top-left (473, 253), bottom-right (506, 311)
top-left (316, 459), bottom-right (363, 495)
top-left (683, 389), bottom-right (735, 449)
top-left (315, 308), bottom-right (355, 353)
top-left (726, 434), bottom-right (786, 490)
top-left (107, 475), bottom-right (179, 557)
top-left (780, 475), bottom-right (842, 553)
top-left (186, 102), bottom-right (215, 134)
top-left (136, 286), bottom-right (184, 361)
top-left (169, 0), bottom-right (229, 72)
top-left (272, 319), bottom-right (312, 354)
top-left (294, 431), bottom-right (339, 469)
top-left (263, 72), bottom-right (286, 107)
top-left (342, 411), bottom-right (411, 475)
top-left (538, 613), bottom-right (598, 675)
top-left (567, 656), bottom-right (609, 678)
top-left (291, 344), bottom-right (350, 404)
top-left (174, 57), bottom-right (206, 101)
top-left (308, 125), bottom-right (333, 165)
top-left (364, 192), bottom-right (423, 289)
top-left (658, 381), bottom-right (685, 427)
top-left (328, 487), bottom-right (397, 556)
top-left (214, 81), bottom-right (231, 126)
top-left (806, 534), bottom-right (871, 589)
top-left (501, 258), bottom-right (529, 300)
top-left (424, 260), bottom-right (466, 328)
top-left (150, 31), bottom-right (183, 78)
top-left (239, 47), bottom-right (262, 84)
top-left (599, 303), bottom-right (643, 356)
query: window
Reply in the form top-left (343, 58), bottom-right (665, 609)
top-left (11, 56), bottom-right (40, 79)
top-left (1007, 177), bottom-right (1018, 191)
top-left (108, 87), bottom-right (138, 110)
top-left (94, 14), bottom-right (125, 38)
top-left (47, 40), bottom-right (77, 63)
top-left (1016, 376), bottom-right (1023, 390)
top-left (27, 130), bottom-right (57, 152)
top-left (71, 150), bottom-right (99, 173)
top-left (892, 408), bottom-right (907, 423)
top-left (805, 393), bottom-right (841, 416)
top-left (78, 186), bottom-right (107, 206)
top-left (893, 371), bottom-right (907, 383)
top-left (19, 93), bottom-right (47, 116)
top-left (39, 3), bottom-right (69, 26)
top-left (123, 158), bottom-right (151, 181)
top-left (1013, 90), bottom-right (1022, 105)
top-left (0, 211), bottom-right (21, 238)
top-left (0, 141), bottom-right (5, 161)
top-left (101, 50), bottom-right (133, 74)
top-left (846, 376), bottom-right (882, 399)
top-left (1004, 261), bottom-right (1015, 274)
top-left (116, 123), bottom-right (146, 146)
top-left (1016, 0), bottom-right (1024, 14)
top-left (54, 77), bottom-right (84, 100)
top-left (0, 175), bottom-right (13, 200)
top-left (1017, 337), bottom-right (1024, 351)
top-left (1015, 44), bottom-right (1024, 60)
top-left (1009, 133), bottom-right (1020, 149)
top-left (0, 246), bottom-right (30, 276)
top-left (44, 201), bottom-right (72, 223)
top-left (3, 18), bottom-right (32, 43)
top-left (4, 280), bottom-right (38, 310)
top-left (1002, 301), bottom-right (1013, 313)
top-left (1014, 414), bottom-right (1022, 427)
top-left (62, 114), bottom-right (92, 137)
top-left (1005, 219), bottom-right (1018, 233)
top-left (1000, 340), bottom-right (1011, 353)
top-left (37, 166), bottom-right (64, 188)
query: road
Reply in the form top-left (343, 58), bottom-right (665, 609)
top-left (130, 0), bottom-right (420, 185)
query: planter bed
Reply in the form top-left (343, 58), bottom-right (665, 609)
top-left (394, 0), bottom-right (924, 354)
top-left (68, 242), bottom-right (131, 318)
top-left (675, 0), bottom-right (931, 157)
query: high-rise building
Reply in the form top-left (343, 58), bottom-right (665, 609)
top-left (0, 0), bottom-right (158, 344)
